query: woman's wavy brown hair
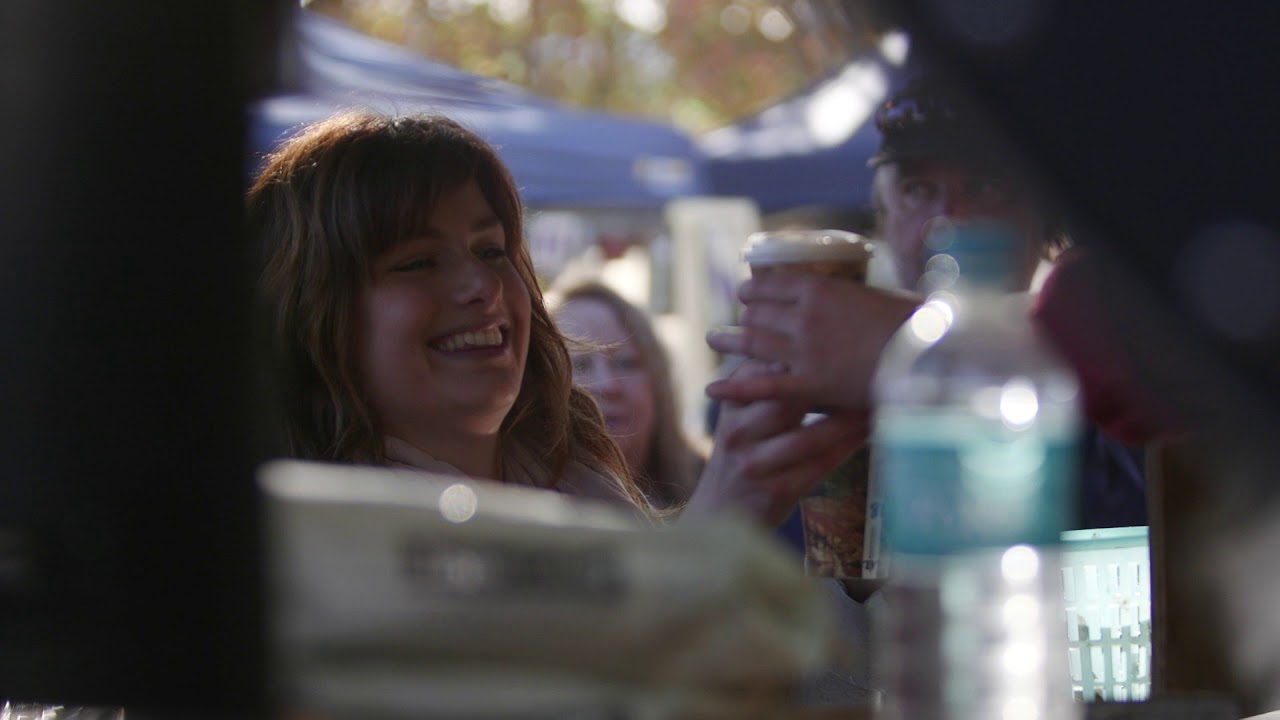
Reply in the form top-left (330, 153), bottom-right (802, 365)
top-left (247, 111), bottom-right (644, 507)
top-left (552, 282), bottom-right (705, 508)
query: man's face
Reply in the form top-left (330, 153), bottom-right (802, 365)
top-left (879, 158), bottom-right (1047, 290)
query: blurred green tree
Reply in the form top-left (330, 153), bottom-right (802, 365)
top-left (303, 0), bottom-right (882, 133)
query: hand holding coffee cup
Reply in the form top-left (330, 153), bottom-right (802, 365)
top-left (735, 230), bottom-right (885, 583)
top-left (739, 229), bottom-right (875, 393)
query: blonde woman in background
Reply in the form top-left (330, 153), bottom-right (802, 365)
top-left (552, 282), bottom-right (705, 509)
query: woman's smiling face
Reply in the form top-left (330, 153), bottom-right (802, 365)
top-left (557, 297), bottom-right (656, 473)
top-left (356, 178), bottom-right (531, 440)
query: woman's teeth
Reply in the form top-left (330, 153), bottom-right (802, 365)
top-left (437, 327), bottom-right (503, 352)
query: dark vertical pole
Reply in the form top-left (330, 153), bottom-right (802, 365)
top-left (0, 1), bottom-right (284, 715)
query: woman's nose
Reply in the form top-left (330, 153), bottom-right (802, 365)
top-left (586, 361), bottom-right (626, 397)
top-left (451, 255), bottom-right (501, 306)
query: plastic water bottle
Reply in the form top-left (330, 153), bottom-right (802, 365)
top-left (870, 219), bottom-right (1083, 720)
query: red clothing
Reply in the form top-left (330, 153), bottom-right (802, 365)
top-left (1031, 249), bottom-right (1186, 444)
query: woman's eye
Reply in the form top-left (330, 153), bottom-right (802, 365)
top-left (477, 244), bottom-right (508, 261)
top-left (392, 257), bottom-right (435, 272)
top-left (613, 356), bottom-right (642, 372)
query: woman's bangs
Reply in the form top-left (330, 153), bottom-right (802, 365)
top-left (358, 140), bottom-right (477, 259)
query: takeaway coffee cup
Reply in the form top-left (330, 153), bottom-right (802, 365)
top-left (741, 230), bottom-right (884, 585)
top-left (743, 229), bottom-right (873, 282)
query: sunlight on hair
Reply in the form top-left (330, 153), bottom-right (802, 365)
top-left (599, 245), bottom-right (651, 308)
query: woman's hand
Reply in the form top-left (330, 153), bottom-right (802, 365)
top-left (683, 361), bottom-right (868, 528)
top-left (705, 272), bottom-right (919, 412)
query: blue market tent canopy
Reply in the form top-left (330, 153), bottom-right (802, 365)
top-left (249, 11), bottom-right (707, 209)
top-left (697, 53), bottom-right (907, 217)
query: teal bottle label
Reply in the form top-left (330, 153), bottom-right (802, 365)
top-left (874, 412), bottom-right (1078, 554)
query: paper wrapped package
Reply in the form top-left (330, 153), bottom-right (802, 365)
top-left (261, 460), bottom-right (839, 714)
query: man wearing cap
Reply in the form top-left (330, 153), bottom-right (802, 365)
top-left (705, 74), bottom-right (1057, 418)
top-left (704, 73), bottom-right (1161, 531)
top-left (868, 74), bottom-right (1063, 292)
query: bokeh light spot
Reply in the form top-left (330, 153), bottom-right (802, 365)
top-left (910, 301), bottom-right (953, 343)
top-left (758, 7), bottom-right (794, 42)
top-left (439, 483), bottom-right (479, 523)
top-left (999, 378), bottom-right (1039, 429)
top-left (1001, 545), bottom-right (1040, 582)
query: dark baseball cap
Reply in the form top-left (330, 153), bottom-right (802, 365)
top-left (867, 74), bottom-right (1014, 169)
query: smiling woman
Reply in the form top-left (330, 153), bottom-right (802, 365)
top-left (247, 111), bottom-right (648, 509)
top-left (248, 110), bottom-right (863, 532)
top-left (357, 179), bottom-right (531, 479)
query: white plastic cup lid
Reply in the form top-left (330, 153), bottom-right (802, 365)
top-left (743, 229), bottom-right (874, 267)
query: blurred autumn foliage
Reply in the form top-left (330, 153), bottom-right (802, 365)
top-left (304, 0), bottom-right (884, 133)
